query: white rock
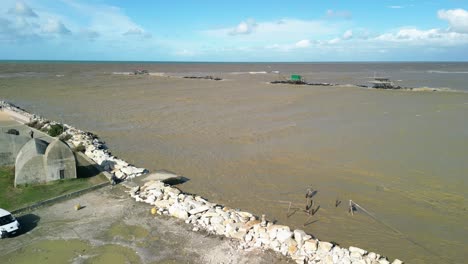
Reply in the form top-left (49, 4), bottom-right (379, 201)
top-left (351, 251), bottom-right (363, 260)
top-left (391, 260), bottom-right (403, 264)
top-left (154, 200), bottom-right (172, 209)
top-left (189, 205), bottom-right (210, 215)
top-left (115, 171), bottom-right (124, 179)
top-left (276, 228), bottom-right (293, 243)
top-left (293, 229), bottom-right (307, 247)
top-left (168, 204), bottom-right (189, 220)
top-left (303, 240), bottom-right (317, 253)
top-left (349, 246), bottom-right (367, 255)
top-left (378, 259), bottom-right (390, 264)
top-left (341, 257), bottom-right (352, 264)
top-left (210, 216), bottom-right (224, 225)
top-left (318, 241), bottom-right (333, 252)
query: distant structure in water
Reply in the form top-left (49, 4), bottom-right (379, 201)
top-left (132, 69), bottom-right (149, 75)
top-left (368, 77), bottom-right (402, 89)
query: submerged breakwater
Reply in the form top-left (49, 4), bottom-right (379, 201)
top-left (1, 100), bottom-right (404, 264)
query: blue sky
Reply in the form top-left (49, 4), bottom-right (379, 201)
top-left (1, 0), bottom-right (468, 61)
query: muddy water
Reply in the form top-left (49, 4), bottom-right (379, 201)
top-left (1, 63), bottom-right (467, 263)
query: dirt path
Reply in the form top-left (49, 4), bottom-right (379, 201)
top-left (0, 186), bottom-right (290, 264)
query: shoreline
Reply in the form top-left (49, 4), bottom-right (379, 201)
top-left (0, 99), bottom-right (403, 264)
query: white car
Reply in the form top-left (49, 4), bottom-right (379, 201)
top-left (0, 208), bottom-right (20, 238)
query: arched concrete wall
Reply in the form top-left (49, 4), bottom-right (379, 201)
top-left (15, 139), bottom-right (48, 172)
top-left (0, 134), bottom-right (30, 166)
top-left (44, 140), bottom-right (77, 181)
top-left (14, 156), bottom-right (45, 186)
top-left (14, 138), bottom-right (77, 186)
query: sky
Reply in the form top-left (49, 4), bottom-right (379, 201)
top-left (0, 0), bottom-right (468, 61)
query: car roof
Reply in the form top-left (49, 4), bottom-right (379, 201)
top-left (0, 208), bottom-right (12, 217)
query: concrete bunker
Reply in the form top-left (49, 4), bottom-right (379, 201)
top-left (14, 138), bottom-right (76, 187)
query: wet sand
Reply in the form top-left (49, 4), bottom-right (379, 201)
top-left (1, 68), bottom-right (467, 263)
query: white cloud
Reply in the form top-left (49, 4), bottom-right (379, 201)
top-left (229, 19), bottom-right (257, 35)
top-left (42, 19), bottom-right (71, 35)
top-left (205, 18), bottom-right (340, 43)
top-left (295, 39), bottom-right (311, 48)
top-left (343, 30), bottom-right (353, 40)
top-left (60, 0), bottom-right (151, 39)
top-left (388, 6), bottom-right (403, 9)
top-left (9, 1), bottom-right (38, 17)
top-left (326, 9), bottom-right (352, 19)
top-left (328, 38), bottom-right (341, 44)
top-left (375, 28), bottom-right (468, 45)
top-left (438, 9), bottom-right (468, 33)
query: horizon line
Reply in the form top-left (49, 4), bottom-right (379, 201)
top-left (1, 59), bottom-right (468, 63)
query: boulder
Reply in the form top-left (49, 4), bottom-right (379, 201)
top-left (378, 258), bottom-right (390, 264)
top-left (276, 228), bottom-right (293, 243)
top-left (303, 240), bottom-right (318, 253)
top-left (349, 246), bottom-right (367, 255)
top-left (318, 241), bottom-right (334, 253)
top-left (115, 170), bottom-right (125, 179)
top-left (168, 204), bottom-right (189, 220)
top-left (293, 229), bottom-right (307, 247)
top-left (189, 205), bottom-right (211, 215)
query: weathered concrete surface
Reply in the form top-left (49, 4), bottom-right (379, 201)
top-left (14, 139), bottom-right (77, 186)
top-left (0, 186), bottom-right (291, 264)
top-left (44, 139), bottom-right (77, 181)
top-left (14, 139), bottom-right (48, 186)
top-left (0, 133), bottom-right (30, 166)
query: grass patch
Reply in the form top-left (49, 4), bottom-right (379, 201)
top-left (0, 166), bottom-right (108, 211)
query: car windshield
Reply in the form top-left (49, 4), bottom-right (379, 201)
top-left (0, 214), bottom-right (15, 225)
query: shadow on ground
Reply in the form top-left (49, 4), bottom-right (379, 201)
top-left (15, 213), bottom-right (40, 235)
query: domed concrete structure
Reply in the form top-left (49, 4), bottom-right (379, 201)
top-left (14, 138), bottom-right (76, 187)
top-left (0, 133), bottom-right (30, 166)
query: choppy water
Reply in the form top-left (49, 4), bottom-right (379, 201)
top-left (1, 62), bottom-right (467, 263)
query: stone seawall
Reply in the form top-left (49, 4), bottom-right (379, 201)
top-left (0, 100), bottom-right (403, 264)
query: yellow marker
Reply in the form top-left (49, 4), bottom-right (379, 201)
top-left (151, 207), bottom-right (157, 215)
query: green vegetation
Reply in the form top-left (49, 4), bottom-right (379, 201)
top-left (48, 124), bottom-right (64, 137)
top-left (0, 166), bottom-right (107, 211)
